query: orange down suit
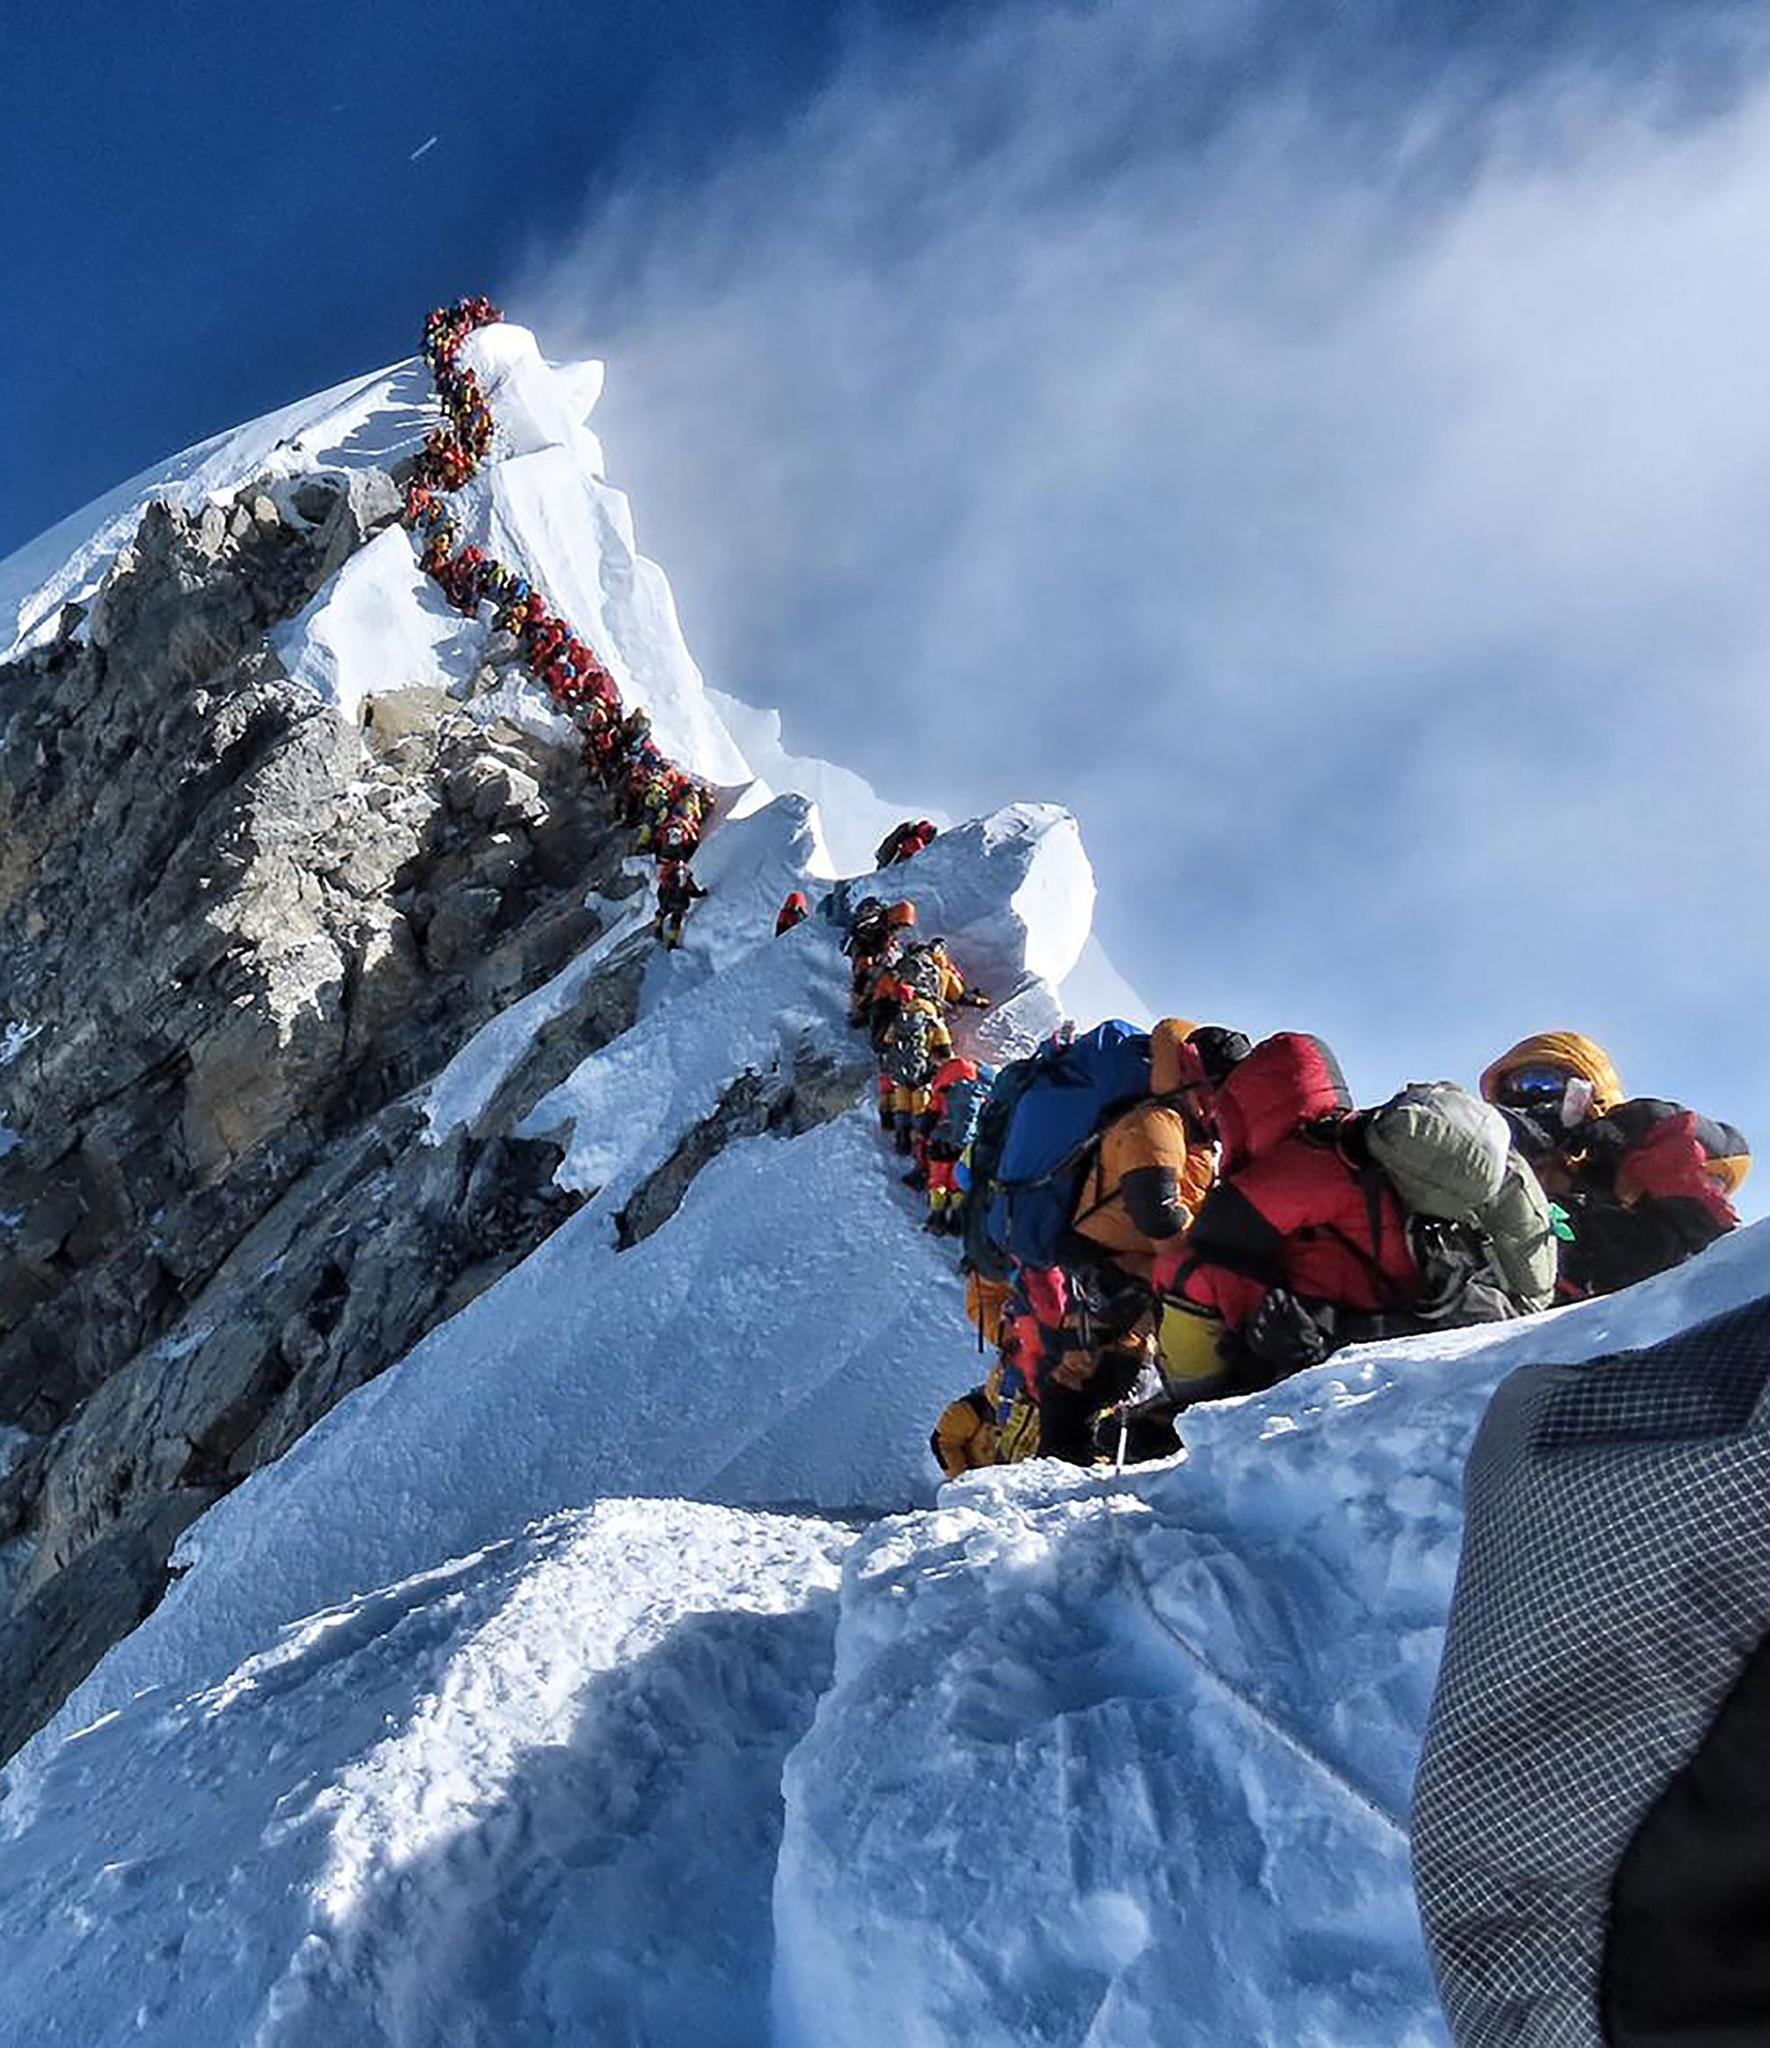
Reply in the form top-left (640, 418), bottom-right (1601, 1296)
top-left (1069, 1018), bottom-right (1217, 1278)
top-left (931, 1377), bottom-right (1000, 1476)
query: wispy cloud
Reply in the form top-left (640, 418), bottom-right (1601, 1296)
top-left (518, 1), bottom-right (1770, 1147)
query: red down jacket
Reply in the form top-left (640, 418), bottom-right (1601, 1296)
top-left (775, 892), bottom-right (810, 937)
top-left (1155, 1032), bottom-right (1418, 1334)
top-left (1557, 1098), bottom-right (1750, 1297)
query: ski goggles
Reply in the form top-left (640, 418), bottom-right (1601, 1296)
top-left (1493, 1065), bottom-right (1595, 1120)
top-left (1494, 1063), bottom-right (1571, 1105)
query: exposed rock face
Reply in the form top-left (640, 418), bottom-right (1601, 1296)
top-left (0, 477), bottom-right (651, 1751)
top-left (614, 1043), bottom-right (871, 1250)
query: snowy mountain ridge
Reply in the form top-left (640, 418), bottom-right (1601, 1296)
top-left (0, 319), bottom-right (1764, 2045)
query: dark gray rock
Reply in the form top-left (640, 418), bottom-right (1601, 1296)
top-left (614, 1040), bottom-right (868, 1249)
top-left (0, 1486), bottom-right (220, 1765)
top-left (0, 476), bottom-right (649, 1756)
top-left (423, 885), bottom-right (504, 971)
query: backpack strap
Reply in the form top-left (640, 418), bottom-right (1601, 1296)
top-left (1320, 1178), bottom-right (1486, 1323)
top-left (1067, 1087), bottom-right (1199, 1227)
top-left (1000, 1128), bottom-right (1109, 1257)
top-left (1360, 1164), bottom-right (1387, 1276)
top-left (1312, 1165), bottom-right (1408, 1310)
top-left (1068, 1141), bottom-right (1115, 1230)
top-left (1003, 1124), bottom-right (1107, 1198)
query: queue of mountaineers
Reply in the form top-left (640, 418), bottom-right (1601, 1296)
top-left (810, 850), bottom-right (1751, 1475)
top-left (404, 302), bottom-right (955, 966)
top-left (406, 296), bottom-right (1750, 1481)
top-left (403, 297), bottom-right (717, 949)
top-left (376, 291), bottom-right (1767, 2045)
top-left (943, 1025), bottom-right (1746, 1473)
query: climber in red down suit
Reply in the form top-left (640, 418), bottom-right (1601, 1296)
top-left (775, 892), bottom-right (811, 937)
top-left (1154, 1033), bottom-right (1419, 1390)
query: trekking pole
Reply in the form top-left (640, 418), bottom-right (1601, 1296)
top-left (1114, 1405), bottom-right (1130, 1475)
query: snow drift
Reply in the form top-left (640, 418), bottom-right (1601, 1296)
top-left (4, 1217), bottom-right (1766, 2045)
top-left (0, 1502), bottom-right (851, 2047)
top-left (772, 1223), bottom-right (1770, 2048)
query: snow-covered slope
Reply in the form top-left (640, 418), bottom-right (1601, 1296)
top-left (13, 789), bottom-right (1091, 1752)
top-left (0, 1502), bottom-right (852, 2047)
top-left (271, 526), bottom-right (481, 721)
top-left (267, 323), bottom-right (751, 784)
top-left (3, 1224), bottom-right (1766, 2045)
top-left (707, 687), bottom-right (937, 878)
top-left (773, 1225), bottom-right (1770, 2048)
top-left (0, 357), bottom-right (436, 660)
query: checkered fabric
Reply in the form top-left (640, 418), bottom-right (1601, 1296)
top-left (1412, 1294), bottom-right (1770, 2045)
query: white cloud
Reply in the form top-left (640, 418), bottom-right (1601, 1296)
top-left (517, 1), bottom-right (1770, 1166)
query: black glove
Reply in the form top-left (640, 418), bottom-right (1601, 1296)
top-left (1571, 1112), bottom-right (1627, 1180)
top-left (1243, 1289), bottom-right (1339, 1375)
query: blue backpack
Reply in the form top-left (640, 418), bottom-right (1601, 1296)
top-left (972, 1022), bottom-right (1153, 1274)
top-left (932, 1066), bottom-right (998, 1157)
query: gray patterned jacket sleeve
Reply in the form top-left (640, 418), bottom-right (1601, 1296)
top-left (1412, 1295), bottom-right (1770, 2045)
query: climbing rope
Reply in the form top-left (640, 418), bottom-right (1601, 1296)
top-left (1106, 1514), bottom-right (1412, 1841)
top-left (400, 297), bottom-right (715, 869)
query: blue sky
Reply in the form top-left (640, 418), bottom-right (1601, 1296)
top-left (0, 0), bottom-right (961, 554)
top-left (4, 0), bottom-right (1766, 1167)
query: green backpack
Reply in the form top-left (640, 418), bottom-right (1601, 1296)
top-left (885, 1008), bottom-right (942, 1091)
top-left (1366, 1082), bottom-right (1557, 1312)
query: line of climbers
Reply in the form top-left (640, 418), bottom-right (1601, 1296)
top-left (814, 925), bottom-right (1753, 1478)
top-left (843, 899), bottom-right (994, 1189)
top-left (402, 297), bottom-right (716, 948)
top-left (405, 296), bottom-right (1750, 1473)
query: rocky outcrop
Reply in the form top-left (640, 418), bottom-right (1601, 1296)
top-left (0, 476), bottom-right (652, 1752)
top-left (614, 1042), bottom-right (871, 1249)
top-left (0, 1487), bottom-right (218, 1765)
